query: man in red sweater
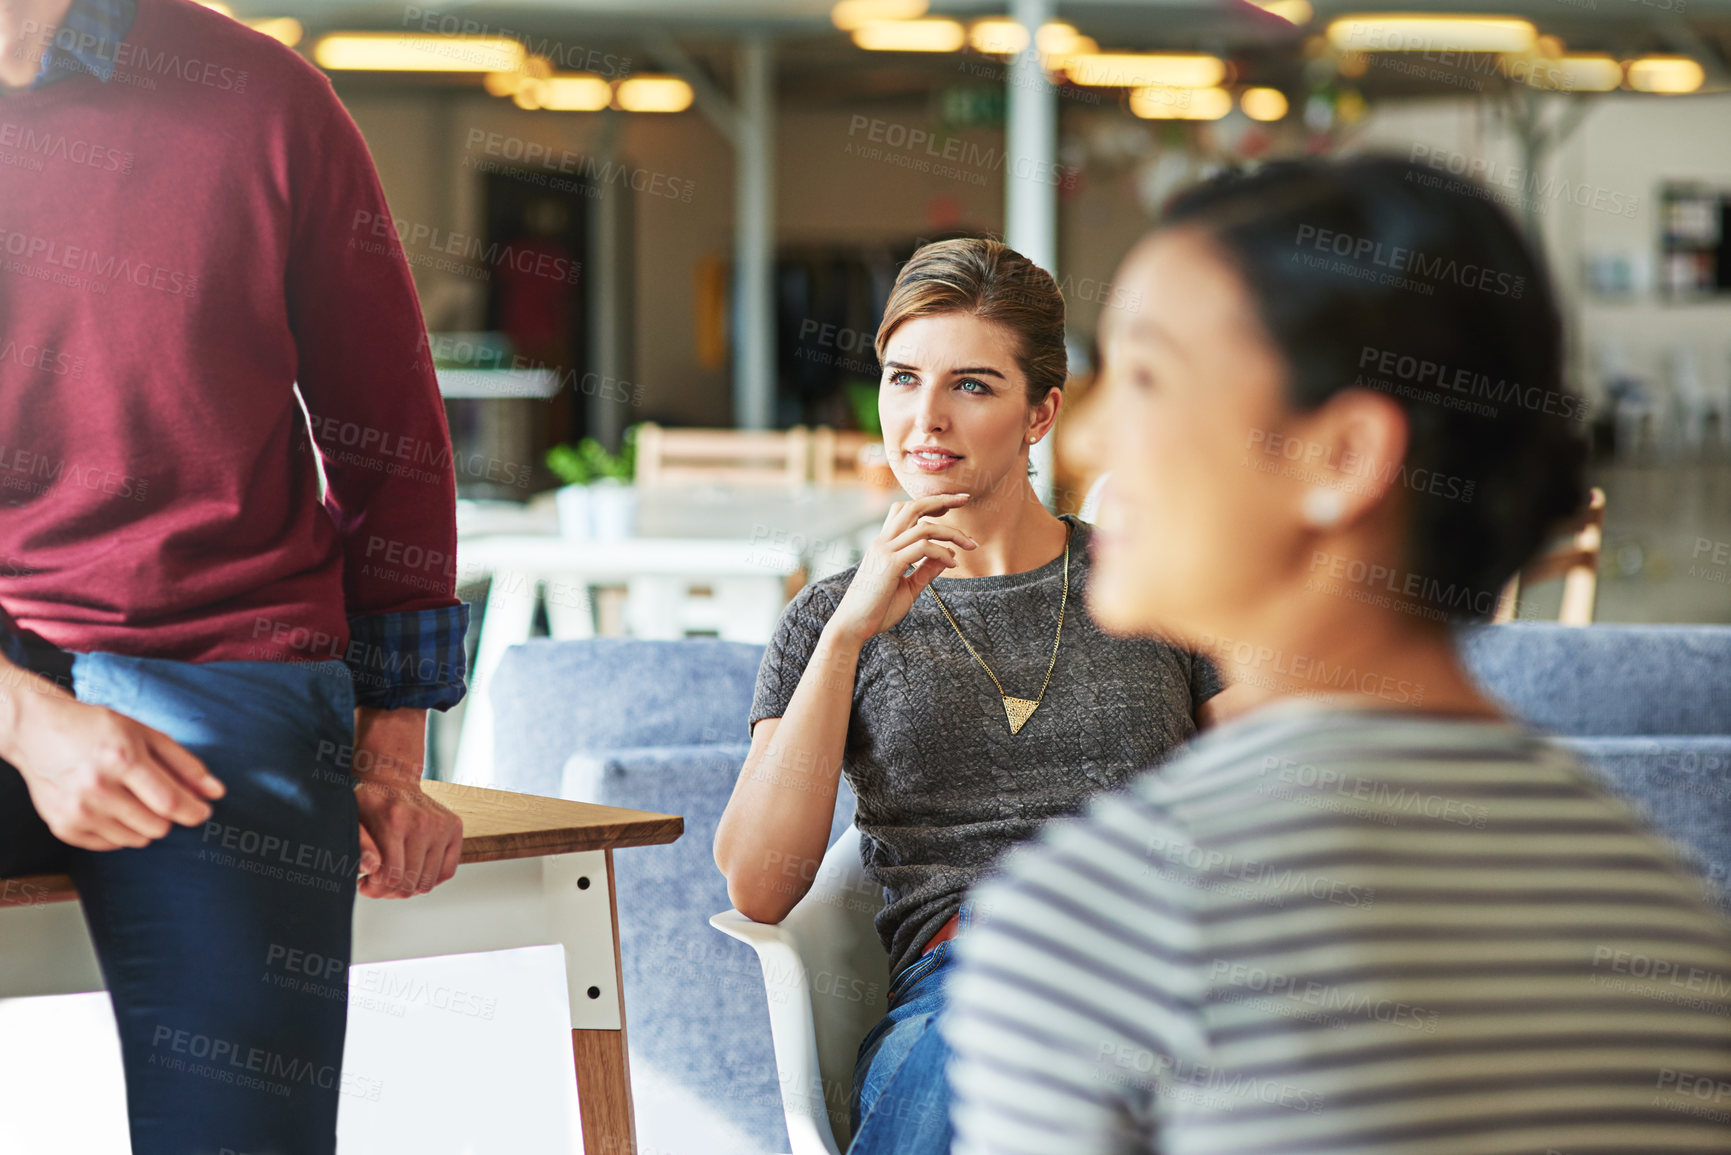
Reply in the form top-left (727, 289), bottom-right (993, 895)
top-left (0, 0), bottom-right (470, 1149)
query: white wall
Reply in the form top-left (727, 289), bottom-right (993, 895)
top-left (1346, 90), bottom-right (1731, 411)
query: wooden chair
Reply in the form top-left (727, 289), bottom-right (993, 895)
top-left (809, 428), bottom-right (883, 487)
top-left (1494, 487), bottom-right (1607, 626)
top-left (634, 424), bottom-right (812, 490)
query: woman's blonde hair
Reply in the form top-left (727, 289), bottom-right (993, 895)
top-left (874, 238), bottom-right (1067, 406)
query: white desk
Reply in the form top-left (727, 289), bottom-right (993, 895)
top-left (451, 486), bottom-right (898, 786)
top-left (0, 783), bottom-right (683, 1155)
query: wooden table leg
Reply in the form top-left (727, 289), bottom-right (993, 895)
top-left (571, 850), bottom-right (636, 1153)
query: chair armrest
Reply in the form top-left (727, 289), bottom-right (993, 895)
top-left (709, 910), bottom-right (844, 1155)
top-left (709, 907), bottom-right (799, 951)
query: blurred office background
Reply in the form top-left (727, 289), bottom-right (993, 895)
top-left (214, 0), bottom-right (1731, 754)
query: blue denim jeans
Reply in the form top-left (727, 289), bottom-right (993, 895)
top-left (0, 651), bottom-right (361, 1155)
top-left (846, 901), bottom-right (974, 1155)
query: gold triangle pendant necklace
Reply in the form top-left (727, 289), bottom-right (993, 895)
top-left (926, 522), bottom-right (1070, 736)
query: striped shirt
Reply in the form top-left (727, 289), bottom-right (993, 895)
top-left (941, 700), bottom-right (1731, 1154)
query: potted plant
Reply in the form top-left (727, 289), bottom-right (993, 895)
top-left (545, 425), bottom-right (639, 540)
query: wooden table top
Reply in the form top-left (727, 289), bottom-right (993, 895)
top-left (0, 781), bottom-right (683, 908)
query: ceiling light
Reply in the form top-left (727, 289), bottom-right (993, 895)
top-left (831, 0), bottom-right (927, 32)
top-left (1241, 86), bottom-right (1290, 121)
top-left (248, 17), bottom-right (301, 46)
top-left (533, 74), bottom-right (613, 111)
top-left (1520, 53), bottom-right (1621, 92)
top-left (1130, 86), bottom-right (1233, 120)
top-left (969, 19), bottom-right (1030, 55)
top-left (1327, 16), bottom-right (1536, 55)
top-left (1035, 21), bottom-right (1087, 54)
top-left (484, 55), bottom-right (552, 96)
top-left (1626, 54), bottom-right (1704, 94)
top-left (1064, 53), bottom-right (1226, 88)
top-left (615, 75), bottom-right (695, 112)
top-left (1253, 0), bottom-right (1313, 24)
top-left (1040, 35), bottom-right (1100, 74)
top-left (851, 19), bottom-right (967, 53)
top-left (313, 34), bottom-right (526, 73)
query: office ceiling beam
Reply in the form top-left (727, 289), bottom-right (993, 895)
top-left (644, 31), bottom-right (776, 430)
top-left (1007, 0), bottom-right (1059, 505)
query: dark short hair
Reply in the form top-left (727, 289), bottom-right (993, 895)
top-left (1158, 156), bottom-right (1588, 622)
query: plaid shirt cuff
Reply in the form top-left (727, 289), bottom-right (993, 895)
top-left (345, 604), bottom-right (471, 712)
top-left (0, 624), bottom-right (30, 670)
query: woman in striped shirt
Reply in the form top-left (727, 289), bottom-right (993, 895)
top-left (940, 157), bottom-right (1731, 1154)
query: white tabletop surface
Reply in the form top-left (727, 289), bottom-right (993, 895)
top-left (457, 485), bottom-right (900, 577)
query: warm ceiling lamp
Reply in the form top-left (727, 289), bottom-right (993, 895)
top-left (831, 0), bottom-right (927, 32)
top-left (1625, 54), bottom-right (1704, 94)
top-left (248, 17), bottom-right (302, 46)
top-left (1521, 53), bottom-right (1621, 93)
top-left (485, 55), bottom-right (552, 97)
top-left (1036, 23), bottom-right (1099, 71)
top-left (313, 34), bottom-right (525, 73)
top-left (1065, 53), bottom-right (1227, 88)
top-left (1130, 85), bottom-right (1233, 120)
top-left (196, 0), bottom-right (299, 45)
top-left (1035, 21), bottom-right (1087, 54)
top-left (1253, 0), bottom-right (1313, 25)
top-left (851, 19), bottom-right (967, 52)
top-left (969, 18), bottom-right (1030, 55)
top-left (530, 74), bottom-right (613, 111)
top-left (1241, 86), bottom-right (1290, 120)
top-left (616, 75), bottom-right (695, 112)
top-left (1327, 16), bottom-right (1536, 55)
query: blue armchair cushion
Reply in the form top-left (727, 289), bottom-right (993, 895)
top-left (490, 637), bottom-right (767, 797)
top-left (563, 741), bottom-right (858, 1154)
top-left (1561, 736), bottom-right (1731, 907)
top-left (1457, 623), bottom-right (1731, 737)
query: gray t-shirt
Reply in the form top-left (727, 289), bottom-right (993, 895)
top-left (748, 514), bottom-right (1222, 980)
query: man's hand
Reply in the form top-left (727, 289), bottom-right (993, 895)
top-left (351, 706), bottom-right (462, 899)
top-left (0, 670), bottom-right (224, 851)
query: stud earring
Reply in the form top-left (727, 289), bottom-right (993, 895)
top-left (1301, 488), bottom-right (1346, 528)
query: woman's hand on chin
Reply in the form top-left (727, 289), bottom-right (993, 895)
top-left (826, 493), bottom-right (978, 648)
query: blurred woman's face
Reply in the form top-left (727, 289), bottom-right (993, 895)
top-left (1087, 228), bottom-right (1305, 644)
top-left (878, 313), bottom-right (1046, 507)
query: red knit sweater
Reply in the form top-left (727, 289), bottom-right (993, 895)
top-left (0, 0), bottom-right (460, 666)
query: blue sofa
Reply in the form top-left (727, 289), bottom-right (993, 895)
top-left (490, 624), bottom-right (1731, 1155)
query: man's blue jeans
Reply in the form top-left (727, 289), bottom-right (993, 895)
top-left (847, 901), bottom-right (973, 1155)
top-left (0, 650), bottom-right (361, 1155)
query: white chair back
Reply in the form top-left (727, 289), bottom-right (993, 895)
top-left (779, 825), bottom-right (889, 1150)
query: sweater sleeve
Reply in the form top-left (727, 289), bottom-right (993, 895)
top-left (747, 578), bottom-right (843, 734)
top-left (284, 80), bottom-right (468, 711)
